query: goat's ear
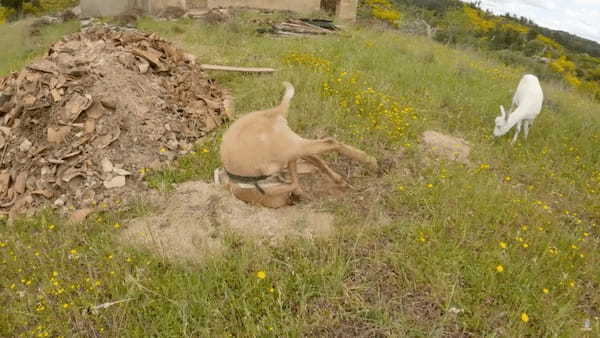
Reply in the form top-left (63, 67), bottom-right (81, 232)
top-left (500, 105), bottom-right (507, 120)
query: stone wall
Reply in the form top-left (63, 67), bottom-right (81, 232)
top-left (136, 0), bottom-right (187, 13)
top-left (336, 0), bottom-right (358, 21)
top-left (80, 0), bottom-right (134, 17)
top-left (187, 0), bottom-right (208, 9)
top-left (80, 0), bottom-right (357, 20)
top-left (207, 0), bottom-right (320, 13)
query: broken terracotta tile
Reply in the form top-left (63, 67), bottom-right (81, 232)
top-left (47, 126), bottom-right (72, 144)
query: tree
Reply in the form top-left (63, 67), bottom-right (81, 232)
top-left (0, 0), bottom-right (37, 18)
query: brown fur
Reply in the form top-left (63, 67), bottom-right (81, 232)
top-left (219, 82), bottom-right (377, 207)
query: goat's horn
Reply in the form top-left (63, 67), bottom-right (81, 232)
top-left (500, 105), bottom-right (507, 119)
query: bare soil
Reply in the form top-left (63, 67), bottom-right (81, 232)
top-left (421, 130), bottom-right (471, 164)
top-left (120, 181), bottom-right (335, 263)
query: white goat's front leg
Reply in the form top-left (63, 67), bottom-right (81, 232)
top-left (511, 120), bottom-right (522, 145)
top-left (523, 120), bottom-right (530, 139)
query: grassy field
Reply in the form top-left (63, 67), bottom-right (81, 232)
top-left (1, 12), bottom-right (599, 337)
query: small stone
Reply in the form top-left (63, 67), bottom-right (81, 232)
top-left (19, 139), bottom-right (32, 152)
top-left (0, 92), bottom-right (10, 106)
top-left (103, 176), bottom-right (126, 189)
top-left (113, 168), bottom-right (131, 176)
top-left (54, 198), bottom-right (65, 207)
top-left (101, 158), bottom-right (113, 173)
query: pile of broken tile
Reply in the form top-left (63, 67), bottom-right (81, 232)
top-left (0, 27), bottom-right (229, 219)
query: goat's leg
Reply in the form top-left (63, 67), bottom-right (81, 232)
top-left (301, 155), bottom-right (347, 186)
top-left (287, 160), bottom-right (308, 199)
top-left (523, 120), bottom-right (530, 139)
top-left (511, 121), bottom-right (522, 145)
top-left (298, 138), bottom-right (378, 169)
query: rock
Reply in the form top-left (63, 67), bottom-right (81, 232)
top-left (80, 18), bottom-right (93, 28)
top-left (71, 5), bottom-right (82, 17)
top-left (185, 9), bottom-right (209, 19)
top-left (19, 139), bottom-right (32, 152)
top-left (0, 92), bottom-right (10, 106)
top-left (103, 176), bottom-right (126, 189)
top-left (101, 158), bottom-right (113, 173)
top-left (54, 198), bottom-right (65, 207)
top-left (113, 168), bottom-right (131, 176)
top-left (14, 172), bottom-right (28, 194)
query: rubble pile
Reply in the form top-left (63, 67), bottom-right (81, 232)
top-left (0, 27), bottom-right (229, 218)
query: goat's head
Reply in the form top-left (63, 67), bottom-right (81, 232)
top-left (493, 105), bottom-right (508, 137)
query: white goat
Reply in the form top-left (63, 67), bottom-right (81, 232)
top-left (493, 74), bottom-right (544, 144)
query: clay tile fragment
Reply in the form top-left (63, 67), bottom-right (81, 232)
top-left (0, 171), bottom-right (10, 195)
top-left (62, 93), bottom-right (92, 122)
top-left (14, 172), bottom-right (28, 194)
top-left (47, 126), bottom-right (72, 144)
top-left (27, 59), bottom-right (59, 75)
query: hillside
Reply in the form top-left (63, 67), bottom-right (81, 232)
top-left (385, 0), bottom-right (600, 100)
top-left (1, 8), bottom-right (599, 337)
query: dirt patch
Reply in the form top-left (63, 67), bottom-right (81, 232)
top-left (0, 27), bottom-right (229, 219)
top-left (120, 181), bottom-right (335, 263)
top-left (421, 130), bottom-right (471, 164)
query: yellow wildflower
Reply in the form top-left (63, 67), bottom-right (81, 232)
top-left (496, 265), bottom-right (504, 273)
top-left (521, 312), bottom-right (529, 322)
top-left (256, 271), bottom-right (267, 279)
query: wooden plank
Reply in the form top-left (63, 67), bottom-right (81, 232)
top-left (199, 64), bottom-right (276, 73)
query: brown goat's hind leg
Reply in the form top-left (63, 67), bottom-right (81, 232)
top-left (298, 138), bottom-right (378, 169)
top-left (301, 155), bottom-right (349, 187)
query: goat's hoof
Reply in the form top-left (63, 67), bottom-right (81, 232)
top-left (292, 189), bottom-right (309, 200)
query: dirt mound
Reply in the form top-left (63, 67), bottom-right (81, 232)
top-left (0, 27), bottom-right (229, 218)
top-left (421, 130), bottom-right (471, 164)
top-left (120, 181), bottom-right (335, 263)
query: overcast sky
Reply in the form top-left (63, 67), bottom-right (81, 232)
top-left (462, 0), bottom-right (600, 43)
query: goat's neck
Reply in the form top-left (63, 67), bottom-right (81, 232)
top-left (498, 108), bottom-right (524, 136)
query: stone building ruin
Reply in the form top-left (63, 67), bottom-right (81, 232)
top-left (80, 0), bottom-right (358, 21)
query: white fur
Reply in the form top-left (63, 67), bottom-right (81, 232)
top-left (493, 74), bottom-right (544, 144)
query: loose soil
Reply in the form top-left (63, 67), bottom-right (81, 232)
top-left (120, 181), bottom-right (335, 263)
top-left (0, 27), bottom-right (229, 219)
top-left (421, 130), bottom-right (471, 164)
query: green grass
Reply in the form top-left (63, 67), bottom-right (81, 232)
top-left (0, 18), bottom-right (80, 76)
top-left (1, 13), bottom-right (599, 336)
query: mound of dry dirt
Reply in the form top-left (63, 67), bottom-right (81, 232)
top-left (0, 27), bottom-right (229, 219)
top-left (120, 181), bottom-right (335, 263)
top-left (421, 130), bottom-right (471, 164)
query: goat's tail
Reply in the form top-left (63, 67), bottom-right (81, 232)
top-left (277, 81), bottom-right (295, 114)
